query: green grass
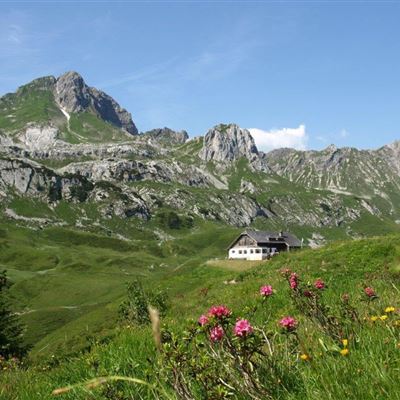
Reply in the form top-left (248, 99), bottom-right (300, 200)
top-left (8, 197), bottom-right (54, 219)
top-left (205, 258), bottom-right (266, 271)
top-left (0, 78), bottom-right (64, 134)
top-left (0, 220), bottom-right (238, 361)
top-left (59, 112), bottom-right (133, 144)
top-left (1, 230), bottom-right (399, 399)
top-left (0, 77), bottom-right (133, 144)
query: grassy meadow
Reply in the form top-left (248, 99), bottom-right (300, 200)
top-left (0, 226), bottom-right (399, 399)
top-left (0, 219), bottom-right (240, 360)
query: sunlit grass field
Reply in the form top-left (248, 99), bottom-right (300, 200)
top-left (1, 228), bottom-right (399, 399)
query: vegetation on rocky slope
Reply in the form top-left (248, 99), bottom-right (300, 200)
top-left (0, 233), bottom-right (399, 399)
top-left (1, 72), bottom-right (400, 399)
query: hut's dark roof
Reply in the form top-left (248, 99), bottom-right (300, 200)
top-left (244, 230), bottom-right (302, 248)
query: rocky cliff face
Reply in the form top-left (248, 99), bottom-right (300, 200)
top-left (1, 72), bottom-right (399, 243)
top-left (376, 141), bottom-right (400, 174)
top-left (264, 144), bottom-right (400, 198)
top-left (55, 71), bottom-right (138, 135)
top-left (199, 124), bottom-right (259, 162)
top-left (55, 71), bottom-right (90, 113)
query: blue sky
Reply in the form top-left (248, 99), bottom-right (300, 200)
top-left (0, 1), bottom-right (399, 151)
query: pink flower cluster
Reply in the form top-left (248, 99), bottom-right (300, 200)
top-left (198, 305), bottom-right (231, 327)
top-left (210, 326), bottom-right (224, 342)
top-left (234, 319), bottom-right (253, 337)
top-left (198, 314), bottom-right (209, 326)
top-left (199, 305), bottom-right (256, 342)
top-left (208, 305), bottom-right (231, 319)
top-left (279, 316), bottom-right (298, 331)
top-left (364, 287), bottom-right (376, 298)
top-left (260, 285), bottom-right (273, 297)
top-left (314, 278), bottom-right (325, 290)
top-left (289, 273), bottom-right (299, 290)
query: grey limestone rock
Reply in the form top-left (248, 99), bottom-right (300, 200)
top-left (143, 127), bottom-right (189, 145)
top-left (199, 123), bottom-right (258, 162)
top-left (55, 71), bottom-right (138, 135)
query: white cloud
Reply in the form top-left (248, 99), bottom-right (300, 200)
top-left (248, 124), bottom-right (308, 153)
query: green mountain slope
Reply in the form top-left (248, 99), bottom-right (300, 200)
top-left (1, 71), bottom-right (400, 390)
top-left (0, 77), bottom-right (64, 133)
top-left (1, 233), bottom-right (399, 399)
top-left (1, 73), bottom-right (400, 246)
top-left (0, 72), bottom-right (137, 144)
top-left (0, 220), bottom-right (240, 359)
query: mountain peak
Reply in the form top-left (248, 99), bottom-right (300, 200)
top-left (199, 123), bottom-right (258, 162)
top-left (143, 127), bottom-right (188, 144)
top-left (55, 71), bottom-right (90, 113)
top-left (325, 144), bottom-right (337, 152)
top-left (54, 71), bottom-right (138, 135)
top-left (59, 70), bottom-right (83, 80)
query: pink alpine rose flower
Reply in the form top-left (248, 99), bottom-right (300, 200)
top-left (289, 273), bottom-right (299, 289)
top-left (260, 285), bottom-right (273, 297)
top-left (208, 305), bottom-right (231, 319)
top-left (279, 316), bottom-right (298, 331)
top-left (314, 279), bottom-right (325, 290)
top-left (234, 319), bottom-right (253, 337)
top-left (198, 314), bottom-right (209, 326)
top-left (210, 325), bottom-right (225, 342)
top-left (364, 287), bottom-right (376, 298)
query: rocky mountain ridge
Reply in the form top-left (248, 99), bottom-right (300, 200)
top-left (0, 72), bottom-right (399, 244)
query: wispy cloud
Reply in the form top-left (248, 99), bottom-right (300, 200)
top-left (98, 57), bottom-right (180, 89)
top-left (315, 129), bottom-right (350, 147)
top-left (100, 20), bottom-right (265, 130)
top-left (0, 14), bottom-right (38, 59)
top-left (0, 9), bottom-right (64, 93)
top-left (249, 125), bottom-right (308, 152)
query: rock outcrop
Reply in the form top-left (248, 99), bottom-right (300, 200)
top-left (1, 72), bottom-right (400, 237)
top-left (199, 123), bottom-right (259, 162)
top-left (377, 140), bottom-right (400, 174)
top-left (143, 127), bottom-right (188, 145)
top-left (55, 71), bottom-right (138, 135)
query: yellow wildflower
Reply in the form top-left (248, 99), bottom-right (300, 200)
top-left (342, 339), bottom-right (348, 347)
top-left (300, 354), bottom-right (310, 361)
top-left (380, 315), bottom-right (388, 321)
top-left (394, 320), bottom-right (400, 327)
top-left (385, 307), bottom-right (395, 313)
top-left (340, 348), bottom-right (349, 356)
top-left (370, 316), bottom-right (378, 322)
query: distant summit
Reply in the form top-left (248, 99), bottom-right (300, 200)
top-left (0, 71), bottom-right (138, 143)
top-left (199, 123), bottom-right (259, 162)
top-left (143, 127), bottom-right (188, 145)
top-left (55, 71), bottom-right (138, 135)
